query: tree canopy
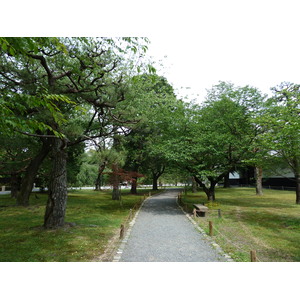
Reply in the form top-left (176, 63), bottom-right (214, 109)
top-left (1, 37), bottom-right (300, 231)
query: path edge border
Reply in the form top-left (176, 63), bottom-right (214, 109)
top-left (176, 195), bottom-right (234, 262)
top-left (112, 190), bottom-right (166, 262)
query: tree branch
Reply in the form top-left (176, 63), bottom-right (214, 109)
top-left (27, 53), bottom-right (54, 86)
top-left (14, 130), bottom-right (58, 138)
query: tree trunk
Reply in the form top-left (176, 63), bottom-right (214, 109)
top-left (255, 166), bottom-right (263, 196)
top-left (204, 185), bottom-right (216, 201)
top-left (16, 138), bottom-right (51, 206)
top-left (296, 174), bottom-right (300, 205)
top-left (44, 138), bottom-right (68, 229)
top-left (193, 176), bottom-right (216, 201)
top-left (95, 162), bottom-right (106, 190)
top-left (95, 173), bottom-right (101, 191)
top-left (112, 186), bottom-right (121, 200)
top-left (192, 176), bottom-right (197, 193)
top-left (111, 163), bottom-right (121, 200)
top-left (11, 173), bottom-right (21, 199)
top-left (152, 175), bottom-right (158, 191)
top-left (130, 177), bottom-right (137, 194)
top-left (223, 172), bottom-right (230, 188)
top-left (151, 167), bottom-right (165, 191)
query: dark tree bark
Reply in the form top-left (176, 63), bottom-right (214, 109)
top-left (223, 172), bottom-right (230, 188)
top-left (95, 161), bottom-right (106, 190)
top-left (194, 176), bottom-right (216, 201)
top-left (296, 174), bottom-right (300, 205)
top-left (193, 170), bottom-right (231, 201)
top-left (255, 166), bottom-right (263, 196)
top-left (112, 187), bottom-right (121, 200)
top-left (290, 158), bottom-right (300, 205)
top-left (203, 183), bottom-right (217, 201)
top-left (10, 173), bottom-right (21, 199)
top-left (111, 163), bottom-right (121, 200)
top-left (151, 166), bottom-right (165, 191)
top-left (43, 138), bottom-right (68, 229)
top-left (152, 175), bottom-right (158, 191)
top-left (130, 177), bottom-right (137, 194)
top-left (95, 174), bottom-right (101, 191)
top-left (16, 138), bottom-right (51, 206)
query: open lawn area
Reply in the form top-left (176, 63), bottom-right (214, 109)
top-left (182, 187), bottom-right (300, 262)
top-left (0, 189), bottom-right (159, 262)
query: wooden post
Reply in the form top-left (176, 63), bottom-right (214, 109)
top-left (250, 250), bottom-right (257, 262)
top-left (218, 209), bottom-right (222, 218)
top-left (120, 224), bottom-right (125, 239)
top-left (209, 221), bottom-right (213, 236)
top-left (193, 209), bottom-right (197, 218)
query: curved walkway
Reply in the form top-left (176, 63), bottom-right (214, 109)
top-left (118, 189), bottom-right (229, 262)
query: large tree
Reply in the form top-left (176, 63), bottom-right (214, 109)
top-left (120, 74), bottom-right (181, 192)
top-left (160, 82), bottom-right (263, 201)
top-left (0, 38), bottom-right (72, 206)
top-left (0, 37), bottom-right (151, 228)
top-left (260, 82), bottom-right (300, 204)
top-left (189, 99), bottom-right (254, 200)
top-left (206, 81), bottom-right (268, 195)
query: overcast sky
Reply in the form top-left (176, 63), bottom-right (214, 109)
top-left (3, 0), bottom-right (300, 105)
top-left (145, 0), bottom-right (300, 103)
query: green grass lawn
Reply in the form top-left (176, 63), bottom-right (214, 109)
top-left (0, 188), bottom-right (159, 262)
top-left (182, 187), bottom-right (300, 262)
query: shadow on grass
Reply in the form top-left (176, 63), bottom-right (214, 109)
top-left (0, 189), bottom-right (156, 262)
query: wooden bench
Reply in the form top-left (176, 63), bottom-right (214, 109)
top-left (193, 204), bottom-right (208, 217)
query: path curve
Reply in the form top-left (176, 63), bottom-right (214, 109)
top-left (118, 189), bottom-right (229, 262)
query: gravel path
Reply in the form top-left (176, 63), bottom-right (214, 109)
top-left (118, 189), bottom-right (228, 262)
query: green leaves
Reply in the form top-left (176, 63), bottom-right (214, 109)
top-left (160, 82), bottom-right (266, 185)
top-left (259, 82), bottom-right (300, 173)
top-left (0, 89), bottom-right (74, 137)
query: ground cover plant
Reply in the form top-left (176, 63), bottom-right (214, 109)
top-left (0, 188), bottom-right (159, 262)
top-left (181, 187), bottom-right (300, 262)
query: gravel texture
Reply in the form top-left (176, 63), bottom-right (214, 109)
top-left (119, 189), bottom-right (228, 262)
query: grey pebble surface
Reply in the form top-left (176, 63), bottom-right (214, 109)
top-left (119, 189), bottom-right (228, 262)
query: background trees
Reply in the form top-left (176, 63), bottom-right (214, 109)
top-left (1, 36), bottom-right (300, 234)
top-left (119, 74), bottom-right (183, 191)
top-left (259, 82), bottom-right (300, 204)
top-left (158, 82), bottom-right (266, 201)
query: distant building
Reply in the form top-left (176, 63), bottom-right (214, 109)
top-left (228, 168), bottom-right (296, 189)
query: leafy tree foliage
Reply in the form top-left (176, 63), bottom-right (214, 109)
top-left (120, 74), bottom-right (183, 191)
top-left (0, 37), bottom-right (151, 228)
top-left (160, 82), bottom-right (265, 200)
top-left (259, 82), bottom-right (300, 204)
